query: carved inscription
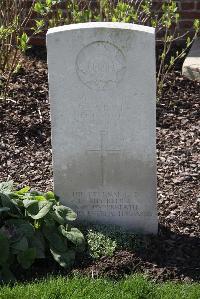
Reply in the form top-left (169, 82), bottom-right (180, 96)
top-left (72, 191), bottom-right (153, 218)
top-left (76, 41), bottom-right (126, 90)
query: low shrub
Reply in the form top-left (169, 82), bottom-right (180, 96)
top-left (87, 229), bottom-right (117, 259)
top-left (0, 0), bottom-right (45, 99)
top-left (86, 224), bottom-right (145, 259)
top-left (0, 181), bottom-right (85, 283)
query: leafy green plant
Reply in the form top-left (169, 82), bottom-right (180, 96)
top-left (87, 229), bottom-right (117, 259)
top-left (0, 0), bottom-right (45, 100)
top-left (86, 224), bottom-right (145, 259)
top-left (0, 181), bottom-right (85, 283)
top-left (110, 0), bottom-right (200, 97)
top-left (156, 2), bottom-right (200, 97)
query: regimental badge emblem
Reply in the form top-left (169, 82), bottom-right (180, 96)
top-left (76, 41), bottom-right (126, 90)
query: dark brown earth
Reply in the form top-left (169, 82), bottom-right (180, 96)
top-left (0, 49), bottom-right (199, 282)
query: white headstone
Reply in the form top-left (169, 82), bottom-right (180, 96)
top-left (47, 22), bottom-right (157, 234)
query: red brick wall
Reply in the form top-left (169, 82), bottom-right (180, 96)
top-left (30, 0), bottom-right (200, 46)
top-left (157, 0), bottom-right (199, 35)
top-left (177, 0), bottom-right (199, 34)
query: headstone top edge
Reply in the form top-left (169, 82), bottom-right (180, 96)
top-left (47, 22), bottom-right (155, 36)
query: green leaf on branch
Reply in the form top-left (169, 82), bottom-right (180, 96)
top-left (170, 56), bottom-right (175, 66)
top-left (19, 32), bottom-right (30, 53)
top-left (193, 19), bottom-right (200, 32)
top-left (34, 1), bottom-right (44, 14)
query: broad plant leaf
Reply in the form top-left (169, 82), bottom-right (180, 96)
top-left (0, 181), bottom-right (13, 193)
top-left (0, 207), bottom-right (10, 213)
top-left (0, 181), bottom-right (85, 274)
top-left (50, 248), bottom-right (75, 268)
top-left (30, 232), bottom-right (46, 259)
top-left (44, 214), bottom-right (55, 227)
top-left (1, 194), bottom-right (15, 209)
top-left (0, 224), bottom-right (21, 242)
top-left (15, 186), bottom-right (30, 195)
top-left (1, 193), bottom-right (22, 216)
top-left (53, 205), bottom-right (77, 224)
top-left (6, 219), bottom-right (35, 238)
top-left (45, 191), bottom-right (57, 201)
top-left (23, 199), bottom-right (38, 208)
top-left (25, 200), bottom-right (53, 219)
top-left (10, 236), bottom-right (28, 253)
top-left (34, 195), bottom-right (46, 201)
top-left (17, 248), bottom-right (36, 269)
top-left (0, 232), bottom-right (9, 265)
top-left (0, 265), bottom-right (16, 283)
top-left (29, 190), bottom-right (43, 196)
top-left (43, 225), bottom-right (66, 252)
top-left (59, 226), bottom-right (85, 250)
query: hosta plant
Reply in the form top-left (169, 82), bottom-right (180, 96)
top-left (0, 181), bottom-right (85, 283)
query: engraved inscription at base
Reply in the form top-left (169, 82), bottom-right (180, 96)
top-left (76, 41), bottom-right (126, 90)
top-left (72, 191), bottom-right (153, 218)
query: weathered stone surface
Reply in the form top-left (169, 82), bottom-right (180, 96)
top-left (182, 38), bottom-right (200, 82)
top-left (47, 22), bottom-right (157, 233)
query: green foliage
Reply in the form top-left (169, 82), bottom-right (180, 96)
top-left (86, 224), bottom-right (145, 259)
top-left (32, 0), bottom-right (199, 97)
top-left (0, 0), bottom-right (46, 99)
top-left (18, 33), bottom-right (31, 53)
top-left (156, 1), bottom-right (199, 98)
top-left (87, 229), bottom-right (117, 259)
top-left (112, 2), bottom-right (137, 23)
top-left (1, 0), bottom-right (199, 99)
top-left (0, 181), bottom-right (85, 283)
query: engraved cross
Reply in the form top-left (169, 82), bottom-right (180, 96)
top-left (88, 130), bottom-right (120, 186)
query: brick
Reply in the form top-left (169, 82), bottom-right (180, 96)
top-left (179, 20), bottom-right (195, 29)
top-left (181, 11), bottom-right (200, 19)
top-left (27, 0), bottom-right (198, 46)
top-left (181, 2), bottom-right (195, 10)
top-left (29, 36), bottom-right (45, 46)
top-left (196, 2), bottom-right (200, 10)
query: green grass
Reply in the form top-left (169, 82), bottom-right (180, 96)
top-left (0, 275), bottom-right (199, 299)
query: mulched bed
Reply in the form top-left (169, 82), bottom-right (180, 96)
top-left (0, 50), bottom-right (199, 283)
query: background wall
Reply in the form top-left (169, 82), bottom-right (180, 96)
top-left (28, 0), bottom-right (200, 46)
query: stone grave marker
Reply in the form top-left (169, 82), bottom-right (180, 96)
top-left (47, 22), bottom-right (157, 233)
